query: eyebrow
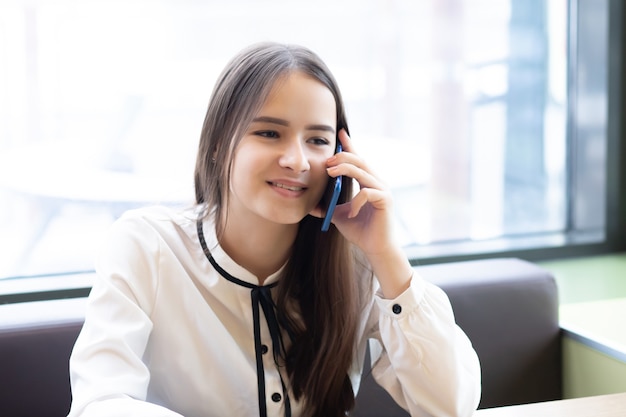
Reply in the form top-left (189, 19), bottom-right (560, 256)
top-left (252, 116), bottom-right (336, 134)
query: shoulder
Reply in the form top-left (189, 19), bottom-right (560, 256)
top-left (116, 205), bottom-right (189, 224)
top-left (100, 205), bottom-right (199, 258)
top-left (94, 205), bottom-right (201, 302)
top-left (113, 205), bottom-right (196, 234)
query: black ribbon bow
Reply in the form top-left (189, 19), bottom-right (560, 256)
top-left (197, 219), bottom-right (292, 417)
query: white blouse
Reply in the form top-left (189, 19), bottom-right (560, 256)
top-left (67, 206), bottom-right (481, 417)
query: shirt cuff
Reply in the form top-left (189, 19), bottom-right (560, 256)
top-left (374, 270), bottom-right (426, 319)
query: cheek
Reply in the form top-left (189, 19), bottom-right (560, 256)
top-left (310, 159), bottom-right (331, 196)
top-left (229, 154), bottom-right (255, 195)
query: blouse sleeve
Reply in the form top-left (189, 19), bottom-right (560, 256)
top-left (67, 214), bottom-right (183, 417)
top-left (365, 272), bottom-right (482, 417)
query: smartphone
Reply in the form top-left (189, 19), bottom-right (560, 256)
top-left (321, 143), bottom-right (342, 232)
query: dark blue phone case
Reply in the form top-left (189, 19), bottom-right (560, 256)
top-left (321, 144), bottom-right (342, 232)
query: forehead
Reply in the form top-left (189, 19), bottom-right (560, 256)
top-left (258, 71), bottom-right (336, 124)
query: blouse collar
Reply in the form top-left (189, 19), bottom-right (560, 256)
top-left (198, 215), bottom-right (286, 286)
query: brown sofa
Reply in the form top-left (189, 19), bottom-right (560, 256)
top-left (0, 258), bottom-right (561, 417)
top-left (353, 258), bottom-right (561, 416)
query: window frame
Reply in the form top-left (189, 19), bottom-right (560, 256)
top-left (406, 0), bottom-right (626, 266)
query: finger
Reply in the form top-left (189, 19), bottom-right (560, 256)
top-left (338, 129), bottom-right (357, 154)
top-left (328, 149), bottom-right (370, 171)
top-left (327, 163), bottom-right (384, 191)
top-left (348, 188), bottom-right (390, 218)
top-left (330, 136), bottom-right (384, 185)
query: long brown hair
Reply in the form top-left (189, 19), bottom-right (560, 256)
top-left (194, 42), bottom-right (371, 416)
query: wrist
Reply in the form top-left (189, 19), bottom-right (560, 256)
top-left (367, 247), bottom-right (413, 299)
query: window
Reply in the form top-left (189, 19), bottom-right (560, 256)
top-left (0, 0), bottom-right (621, 282)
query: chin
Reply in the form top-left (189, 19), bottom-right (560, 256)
top-left (265, 209), bottom-right (311, 226)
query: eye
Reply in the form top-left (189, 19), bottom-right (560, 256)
top-left (255, 130), bottom-right (279, 139)
top-left (308, 137), bottom-right (331, 146)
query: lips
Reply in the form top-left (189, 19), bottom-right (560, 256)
top-left (269, 182), bottom-right (306, 192)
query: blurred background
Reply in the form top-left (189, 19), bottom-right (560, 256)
top-left (0, 0), bottom-right (611, 279)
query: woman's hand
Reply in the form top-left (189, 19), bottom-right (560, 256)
top-left (322, 130), bottom-right (394, 255)
top-left (312, 129), bottom-right (413, 298)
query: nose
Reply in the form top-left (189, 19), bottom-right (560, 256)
top-left (278, 139), bottom-right (310, 172)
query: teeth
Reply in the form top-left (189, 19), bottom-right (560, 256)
top-left (274, 183), bottom-right (304, 192)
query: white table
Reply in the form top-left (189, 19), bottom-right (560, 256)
top-left (474, 392), bottom-right (626, 417)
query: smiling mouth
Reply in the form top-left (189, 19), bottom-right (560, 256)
top-left (269, 182), bottom-right (306, 192)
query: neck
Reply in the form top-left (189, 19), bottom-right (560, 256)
top-left (219, 214), bottom-right (298, 285)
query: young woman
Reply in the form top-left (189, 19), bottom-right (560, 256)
top-left (67, 42), bottom-right (481, 417)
